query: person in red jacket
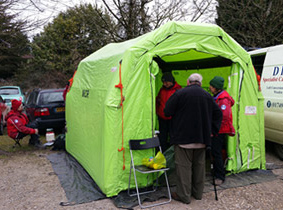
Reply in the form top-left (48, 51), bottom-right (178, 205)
top-left (209, 76), bottom-right (235, 186)
top-left (63, 70), bottom-right (77, 101)
top-left (156, 72), bottom-right (182, 151)
top-left (0, 98), bottom-right (7, 129)
top-left (6, 99), bottom-right (43, 148)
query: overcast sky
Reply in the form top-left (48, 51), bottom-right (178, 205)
top-left (9, 0), bottom-right (97, 37)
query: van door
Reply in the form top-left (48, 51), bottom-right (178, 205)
top-left (250, 45), bottom-right (283, 159)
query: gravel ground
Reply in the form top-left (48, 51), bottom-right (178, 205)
top-left (0, 143), bottom-right (283, 210)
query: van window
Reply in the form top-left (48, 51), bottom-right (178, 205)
top-left (251, 54), bottom-right (266, 76)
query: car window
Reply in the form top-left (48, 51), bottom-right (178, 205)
top-left (38, 91), bottom-right (64, 105)
top-left (33, 92), bottom-right (38, 104)
top-left (26, 92), bottom-right (36, 105)
top-left (0, 88), bottom-right (19, 95)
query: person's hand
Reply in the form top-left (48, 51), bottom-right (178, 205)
top-left (34, 129), bottom-right (39, 134)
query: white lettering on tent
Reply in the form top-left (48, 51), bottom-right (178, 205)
top-left (111, 67), bottom-right (117, 72)
top-left (245, 106), bottom-right (257, 115)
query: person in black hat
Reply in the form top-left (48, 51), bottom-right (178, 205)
top-left (156, 72), bottom-right (181, 152)
top-left (209, 76), bottom-right (235, 186)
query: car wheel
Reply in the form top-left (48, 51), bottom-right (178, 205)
top-left (274, 143), bottom-right (283, 160)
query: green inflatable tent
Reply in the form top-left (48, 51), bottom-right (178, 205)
top-left (66, 21), bottom-right (265, 197)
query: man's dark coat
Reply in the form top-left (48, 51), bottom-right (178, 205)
top-left (164, 84), bottom-right (222, 146)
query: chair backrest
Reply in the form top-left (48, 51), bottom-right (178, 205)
top-left (129, 137), bottom-right (160, 150)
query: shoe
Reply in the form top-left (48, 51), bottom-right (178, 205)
top-left (215, 179), bottom-right (224, 186)
top-left (193, 195), bottom-right (202, 200)
top-left (34, 142), bottom-right (46, 149)
top-left (28, 142), bottom-right (34, 146)
top-left (171, 192), bottom-right (190, 204)
top-left (171, 192), bottom-right (181, 202)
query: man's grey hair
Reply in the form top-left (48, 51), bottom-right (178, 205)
top-left (188, 73), bottom-right (203, 85)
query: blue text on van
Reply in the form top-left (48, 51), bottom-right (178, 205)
top-left (273, 66), bottom-right (283, 76)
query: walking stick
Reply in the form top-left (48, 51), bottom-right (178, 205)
top-left (208, 147), bottom-right (218, 201)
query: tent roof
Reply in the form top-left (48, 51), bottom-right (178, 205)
top-left (82, 21), bottom-right (251, 67)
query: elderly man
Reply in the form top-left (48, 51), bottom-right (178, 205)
top-left (164, 73), bottom-right (222, 204)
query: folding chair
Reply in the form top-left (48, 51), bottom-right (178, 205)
top-left (128, 137), bottom-right (171, 208)
top-left (12, 137), bottom-right (23, 148)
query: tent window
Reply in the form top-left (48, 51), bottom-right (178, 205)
top-left (153, 56), bottom-right (232, 72)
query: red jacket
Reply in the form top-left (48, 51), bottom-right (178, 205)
top-left (214, 90), bottom-right (235, 136)
top-left (156, 82), bottom-right (182, 120)
top-left (63, 70), bottom-right (77, 101)
top-left (5, 110), bottom-right (36, 139)
top-left (0, 102), bottom-right (7, 120)
top-left (63, 83), bottom-right (69, 101)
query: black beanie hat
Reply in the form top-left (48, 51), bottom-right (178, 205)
top-left (161, 72), bottom-right (175, 83)
top-left (210, 76), bottom-right (224, 90)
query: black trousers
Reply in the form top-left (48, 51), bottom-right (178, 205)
top-left (16, 120), bottom-right (40, 145)
top-left (158, 117), bottom-right (171, 152)
top-left (211, 134), bottom-right (226, 181)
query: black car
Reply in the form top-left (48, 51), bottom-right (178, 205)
top-left (25, 89), bottom-right (65, 132)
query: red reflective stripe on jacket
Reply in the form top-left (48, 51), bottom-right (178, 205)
top-left (215, 90), bottom-right (235, 136)
top-left (6, 110), bottom-right (35, 139)
top-left (156, 82), bottom-right (182, 120)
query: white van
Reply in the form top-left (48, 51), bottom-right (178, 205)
top-left (249, 44), bottom-right (283, 159)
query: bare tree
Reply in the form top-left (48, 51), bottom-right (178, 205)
top-left (190, 0), bottom-right (217, 22)
top-left (8, 0), bottom-right (217, 40)
top-left (99, 0), bottom-right (217, 41)
top-left (8, 0), bottom-right (87, 36)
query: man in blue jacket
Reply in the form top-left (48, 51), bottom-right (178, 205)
top-left (164, 73), bottom-right (222, 204)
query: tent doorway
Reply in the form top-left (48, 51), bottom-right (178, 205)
top-left (152, 49), bottom-right (236, 117)
top-left (151, 51), bottom-right (241, 170)
top-left (153, 49), bottom-right (233, 86)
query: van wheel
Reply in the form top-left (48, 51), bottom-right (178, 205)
top-left (274, 143), bottom-right (283, 160)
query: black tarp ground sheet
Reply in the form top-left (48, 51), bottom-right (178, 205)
top-left (47, 149), bottom-right (280, 209)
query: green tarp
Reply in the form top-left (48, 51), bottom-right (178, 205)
top-left (66, 21), bottom-right (265, 197)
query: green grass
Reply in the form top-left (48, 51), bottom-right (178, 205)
top-left (0, 129), bottom-right (47, 153)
